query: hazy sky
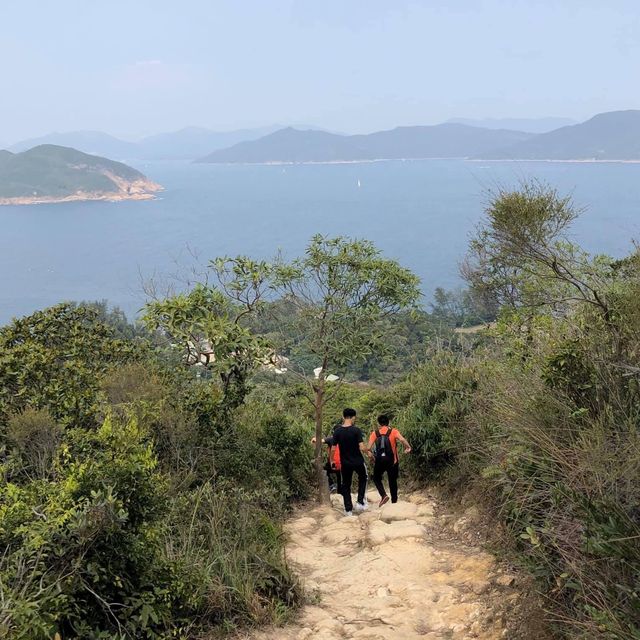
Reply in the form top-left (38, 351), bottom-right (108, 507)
top-left (1, 0), bottom-right (639, 142)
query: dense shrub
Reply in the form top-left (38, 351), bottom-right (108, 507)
top-left (387, 306), bottom-right (640, 638)
top-left (5, 408), bottom-right (63, 481)
top-left (163, 483), bottom-right (299, 632)
top-left (0, 413), bottom-right (301, 639)
top-left (0, 415), bottom-right (169, 639)
top-left (0, 304), bottom-right (140, 427)
top-left (390, 351), bottom-right (477, 478)
top-left (0, 305), bottom-right (307, 639)
top-left (456, 346), bottom-right (639, 638)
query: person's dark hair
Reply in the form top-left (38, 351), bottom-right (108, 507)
top-left (343, 408), bottom-right (357, 419)
top-left (377, 414), bottom-right (390, 426)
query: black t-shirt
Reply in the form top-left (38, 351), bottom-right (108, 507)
top-left (331, 425), bottom-right (365, 466)
top-left (323, 423), bottom-right (342, 448)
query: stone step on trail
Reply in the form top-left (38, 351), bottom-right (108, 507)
top-left (245, 492), bottom-right (509, 640)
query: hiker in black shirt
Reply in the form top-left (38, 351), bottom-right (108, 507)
top-left (331, 408), bottom-right (372, 515)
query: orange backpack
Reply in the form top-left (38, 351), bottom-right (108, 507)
top-left (332, 444), bottom-right (341, 470)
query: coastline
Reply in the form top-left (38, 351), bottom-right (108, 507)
top-left (199, 157), bottom-right (466, 166)
top-left (468, 158), bottom-right (640, 164)
top-left (199, 156), bottom-right (640, 167)
top-left (0, 180), bottom-right (163, 206)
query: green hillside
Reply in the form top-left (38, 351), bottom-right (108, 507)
top-left (0, 144), bottom-right (156, 201)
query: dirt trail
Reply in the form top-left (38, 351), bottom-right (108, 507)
top-left (249, 489), bottom-right (516, 640)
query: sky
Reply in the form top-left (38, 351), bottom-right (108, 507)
top-left (1, 0), bottom-right (639, 143)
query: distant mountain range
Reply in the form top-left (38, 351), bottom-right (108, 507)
top-left (9, 132), bottom-right (137, 160)
top-left (447, 116), bottom-right (577, 134)
top-left (483, 110), bottom-right (640, 160)
top-left (196, 124), bottom-right (533, 164)
top-left (6, 110), bottom-right (639, 169)
top-left (8, 126), bottom-right (282, 161)
top-left (197, 111), bottom-right (640, 163)
top-left (0, 145), bottom-right (161, 205)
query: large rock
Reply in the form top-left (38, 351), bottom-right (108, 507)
top-left (379, 500), bottom-right (433, 523)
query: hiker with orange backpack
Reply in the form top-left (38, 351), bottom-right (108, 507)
top-left (311, 422), bottom-right (342, 494)
top-left (368, 414), bottom-right (411, 506)
top-left (323, 432), bottom-right (342, 494)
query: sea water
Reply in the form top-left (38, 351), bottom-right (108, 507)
top-left (1, 159), bottom-right (639, 325)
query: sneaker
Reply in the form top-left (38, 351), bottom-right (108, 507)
top-left (344, 510), bottom-right (354, 517)
top-left (354, 501), bottom-right (368, 513)
top-left (379, 495), bottom-right (390, 507)
top-left (329, 484), bottom-right (338, 494)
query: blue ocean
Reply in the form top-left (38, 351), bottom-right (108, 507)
top-left (1, 159), bottom-right (639, 325)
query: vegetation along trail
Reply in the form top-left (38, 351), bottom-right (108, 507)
top-left (247, 491), bottom-right (518, 640)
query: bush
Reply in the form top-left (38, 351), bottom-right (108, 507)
top-left (0, 292), bottom-right (406, 637)
top-left (0, 414), bottom-right (169, 639)
top-left (247, 403), bottom-right (314, 502)
top-left (387, 245), bottom-right (640, 637)
top-left (0, 411), bottom-right (302, 639)
top-left (387, 351), bottom-right (478, 479)
top-left (463, 355), bottom-right (640, 640)
top-left (0, 304), bottom-right (140, 427)
top-left (401, 301), bottom-right (640, 638)
top-left (163, 483), bottom-right (299, 633)
top-left (5, 408), bottom-right (62, 481)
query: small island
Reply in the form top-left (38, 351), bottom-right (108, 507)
top-left (0, 144), bottom-right (162, 205)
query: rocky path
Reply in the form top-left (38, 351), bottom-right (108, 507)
top-left (248, 490), bottom-right (519, 640)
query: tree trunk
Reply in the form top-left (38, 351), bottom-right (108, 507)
top-left (314, 383), bottom-right (330, 504)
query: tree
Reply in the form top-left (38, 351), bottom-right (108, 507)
top-left (214, 235), bottom-right (421, 502)
top-left (69, 299), bottom-right (150, 341)
top-left (0, 303), bottom-right (139, 428)
top-left (143, 282), bottom-right (272, 410)
top-left (430, 287), bottom-right (498, 328)
top-left (462, 181), bottom-right (613, 320)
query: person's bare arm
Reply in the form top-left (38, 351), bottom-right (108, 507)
top-left (366, 432), bottom-right (376, 452)
top-left (396, 432), bottom-right (412, 454)
top-left (360, 441), bottom-right (374, 462)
